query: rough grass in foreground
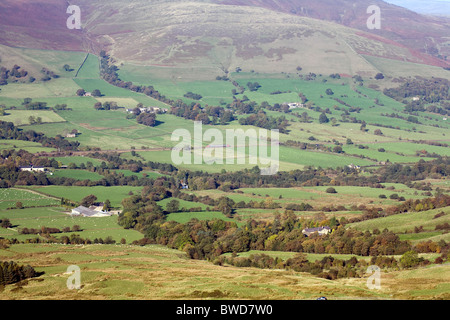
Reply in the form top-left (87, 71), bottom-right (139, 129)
top-left (0, 244), bottom-right (448, 300)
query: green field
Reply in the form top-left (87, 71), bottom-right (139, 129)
top-left (51, 156), bottom-right (106, 167)
top-left (349, 207), bottom-right (450, 244)
top-left (1, 110), bottom-right (66, 127)
top-left (112, 169), bottom-right (165, 179)
top-left (186, 184), bottom-right (430, 213)
top-left (0, 139), bottom-right (56, 153)
top-left (25, 186), bottom-right (144, 208)
top-left (0, 243), bottom-right (448, 300)
top-left (52, 169), bottom-right (105, 181)
top-left (166, 211), bottom-right (234, 224)
top-left (0, 207), bottom-right (142, 243)
top-left (157, 198), bottom-right (209, 211)
top-left (0, 188), bottom-right (59, 210)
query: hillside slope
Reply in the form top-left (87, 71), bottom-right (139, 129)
top-left (215, 0), bottom-right (450, 67)
top-left (74, 0), bottom-right (448, 77)
top-left (0, 0), bottom-right (89, 52)
top-left (1, 0), bottom-right (449, 78)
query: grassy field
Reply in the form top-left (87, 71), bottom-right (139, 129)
top-left (0, 188), bottom-right (59, 210)
top-left (0, 207), bottom-right (142, 243)
top-left (157, 198), bottom-right (209, 211)
top-left (0, 243), bottom-right (448, 300)
top-left (1, 110), bottom-right (66, 127)
top-left (0, 140), bottom-right (56, 153)
top-left (185, 184), bottom-right (431, 215)
top-left (51, 156), bottom-right (106, 167)
top-left (52, 169), bottom-right (105, 181)
top-left (349, 207), bottom-right (450, 244)
top-left (24, 186), bottom-right (144, 208)
top-left (228, 250), bottom-right (434, 263)
top-left (0, 19), bottom-right (450, 302)
top-left (166, 211), bottom-right (235, 224)
top-left (111, 169), bottom-right (165, 179)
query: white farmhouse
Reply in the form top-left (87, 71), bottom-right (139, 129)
top-left (302, 226), bottom-right (332, 237)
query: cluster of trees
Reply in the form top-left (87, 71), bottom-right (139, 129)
top-left (125, 185), bottom-right (415, 259)
top-left (0, 261), bottom-right (41, 286)
top-left (28, 116), bottom-right (43, 125)
top-left (0, 218), bottom-right (12, 228)
top-left (238, 111), bottom-right (290, 133)
top-left (205, 106), bottom-right (235, 124)
top-left (136, 112), bottom-right (157, 127)
top-left (425, 104), bottom-right (449, 116)
top-left (247, 82), bottom-right (261, 92)
top-left (22, 98), bottom-right (48, 110)
top-left (170, 102), bottom-right (234, 125)
top-left (40, 68), bottom-right (59, 82)
top-left (216, 75), bottom-right (229, 81)
top-left (184, 92), bottom-right (202, 100)
top-left (384, 77), bottom-right (449, 104)
top-left (0, 65), bottom-right (29, 85)
top-left (19, 225), bottom-right (81, 235)
top-left (384, 78), bottom-right (450, 115)
top-left (94, 101), bottom-right (119, 110)
top-left (121, 188), bottom-right (420, 263)
top-left (0, 121), bottom-right (80, 152)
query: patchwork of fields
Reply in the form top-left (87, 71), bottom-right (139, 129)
top-left (2, 49), bottom-right (448, 171)
top-left (0, 188), bottom-right (59, 210)
top-left (0, 46), bottom-right (449, 301)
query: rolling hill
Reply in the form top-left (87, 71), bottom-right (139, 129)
top-left (215, 0), bottom-right (450, 66)
top-left (1, 0), bottom-right (449, 79)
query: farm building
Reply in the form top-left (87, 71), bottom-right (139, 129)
top-left (179, 180), bottom-right (189, 189)
top-left (71, 206), bottom-right (111, 217)
top-left (285, 102), bottom-right (305, 110)
top-left (19, 166), bottom-right (47, 173)
top-left (348, 163), bottom-right (361, 170)
top-left (126, 107), bottom-right (168, 114)
top-left (302, 226), bottom-right (331, 237)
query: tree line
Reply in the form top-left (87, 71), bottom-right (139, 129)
top-left (97, 50), bottom-right (295, 130)
top-left (0, 261), bottom-right (41, 286)
top-left (19, 225), bottom-right (81, 235)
